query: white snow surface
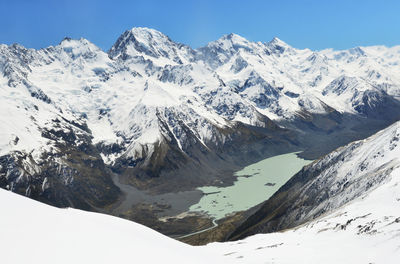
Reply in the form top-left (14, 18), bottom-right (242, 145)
top-left (1, 27), bottom-right (400, 164)
top-left (2, 121), bottom-right (400, 264)
top-left (0, 188), bottom-right (223, 264)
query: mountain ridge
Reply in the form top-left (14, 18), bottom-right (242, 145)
top-left (229, 120), bottom-right (400, 240)
top-left (1, 27), bottom-right (400, 238)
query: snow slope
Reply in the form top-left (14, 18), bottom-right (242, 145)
top-left (1, 27), bottom-right (400, 165)
top-left (210, 164), bottom-right (400, 263)
top-left (2, 122), bottom-right (400, 264)
top-left (0, 188), bottom-right (223, 264)
top-left (216, 121), bottom-right (400, 263)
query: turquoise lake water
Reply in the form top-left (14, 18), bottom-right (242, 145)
top-left (189, 152), bottom-right (312, 219)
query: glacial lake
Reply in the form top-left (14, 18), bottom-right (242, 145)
top-left (189, 152), bottom-right (312, 220)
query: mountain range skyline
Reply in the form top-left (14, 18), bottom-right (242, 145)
top-left (2, 25), bottom-right (400, 216)
top-left (2, 0), bottom-right (400, 51)
top-left (3, 27), bottom-right (400, 55)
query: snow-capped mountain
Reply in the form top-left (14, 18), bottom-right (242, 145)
top-left (2, 121), bottom-right (400, 263)
top-left (1, 27), bottom-right (400, 213)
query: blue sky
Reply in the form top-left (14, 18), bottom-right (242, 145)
top-left (1, 0), bottom-right (400, 51)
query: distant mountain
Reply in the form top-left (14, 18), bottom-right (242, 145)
top-left (1, 27), bottom-right (400, 219)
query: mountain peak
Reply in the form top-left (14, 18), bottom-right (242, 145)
top-left (57, 37), bottom-right (102, 60)
top-left (125, 27), bottom-right (174, 47)
top-left (222, 33), bottom-right (248, 42)
top-left (129, 27), bottom-right (167, 38)
top-left (61, 36), bottom-right (72, 42)
top-left (108, 27), bottom-right (193, 64)
top-left (348, 46), bottom-right (366, 56)
top-left (212, 33), bottom-right (250, 46)
top-left (203, 33), bottom-right (252, 54)
top-left (269, 37), bottom-right (286, 44)
top-left (266, 37), bottom-right (291, 54)
top-left (59, 37), bottom-right (94, 47)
